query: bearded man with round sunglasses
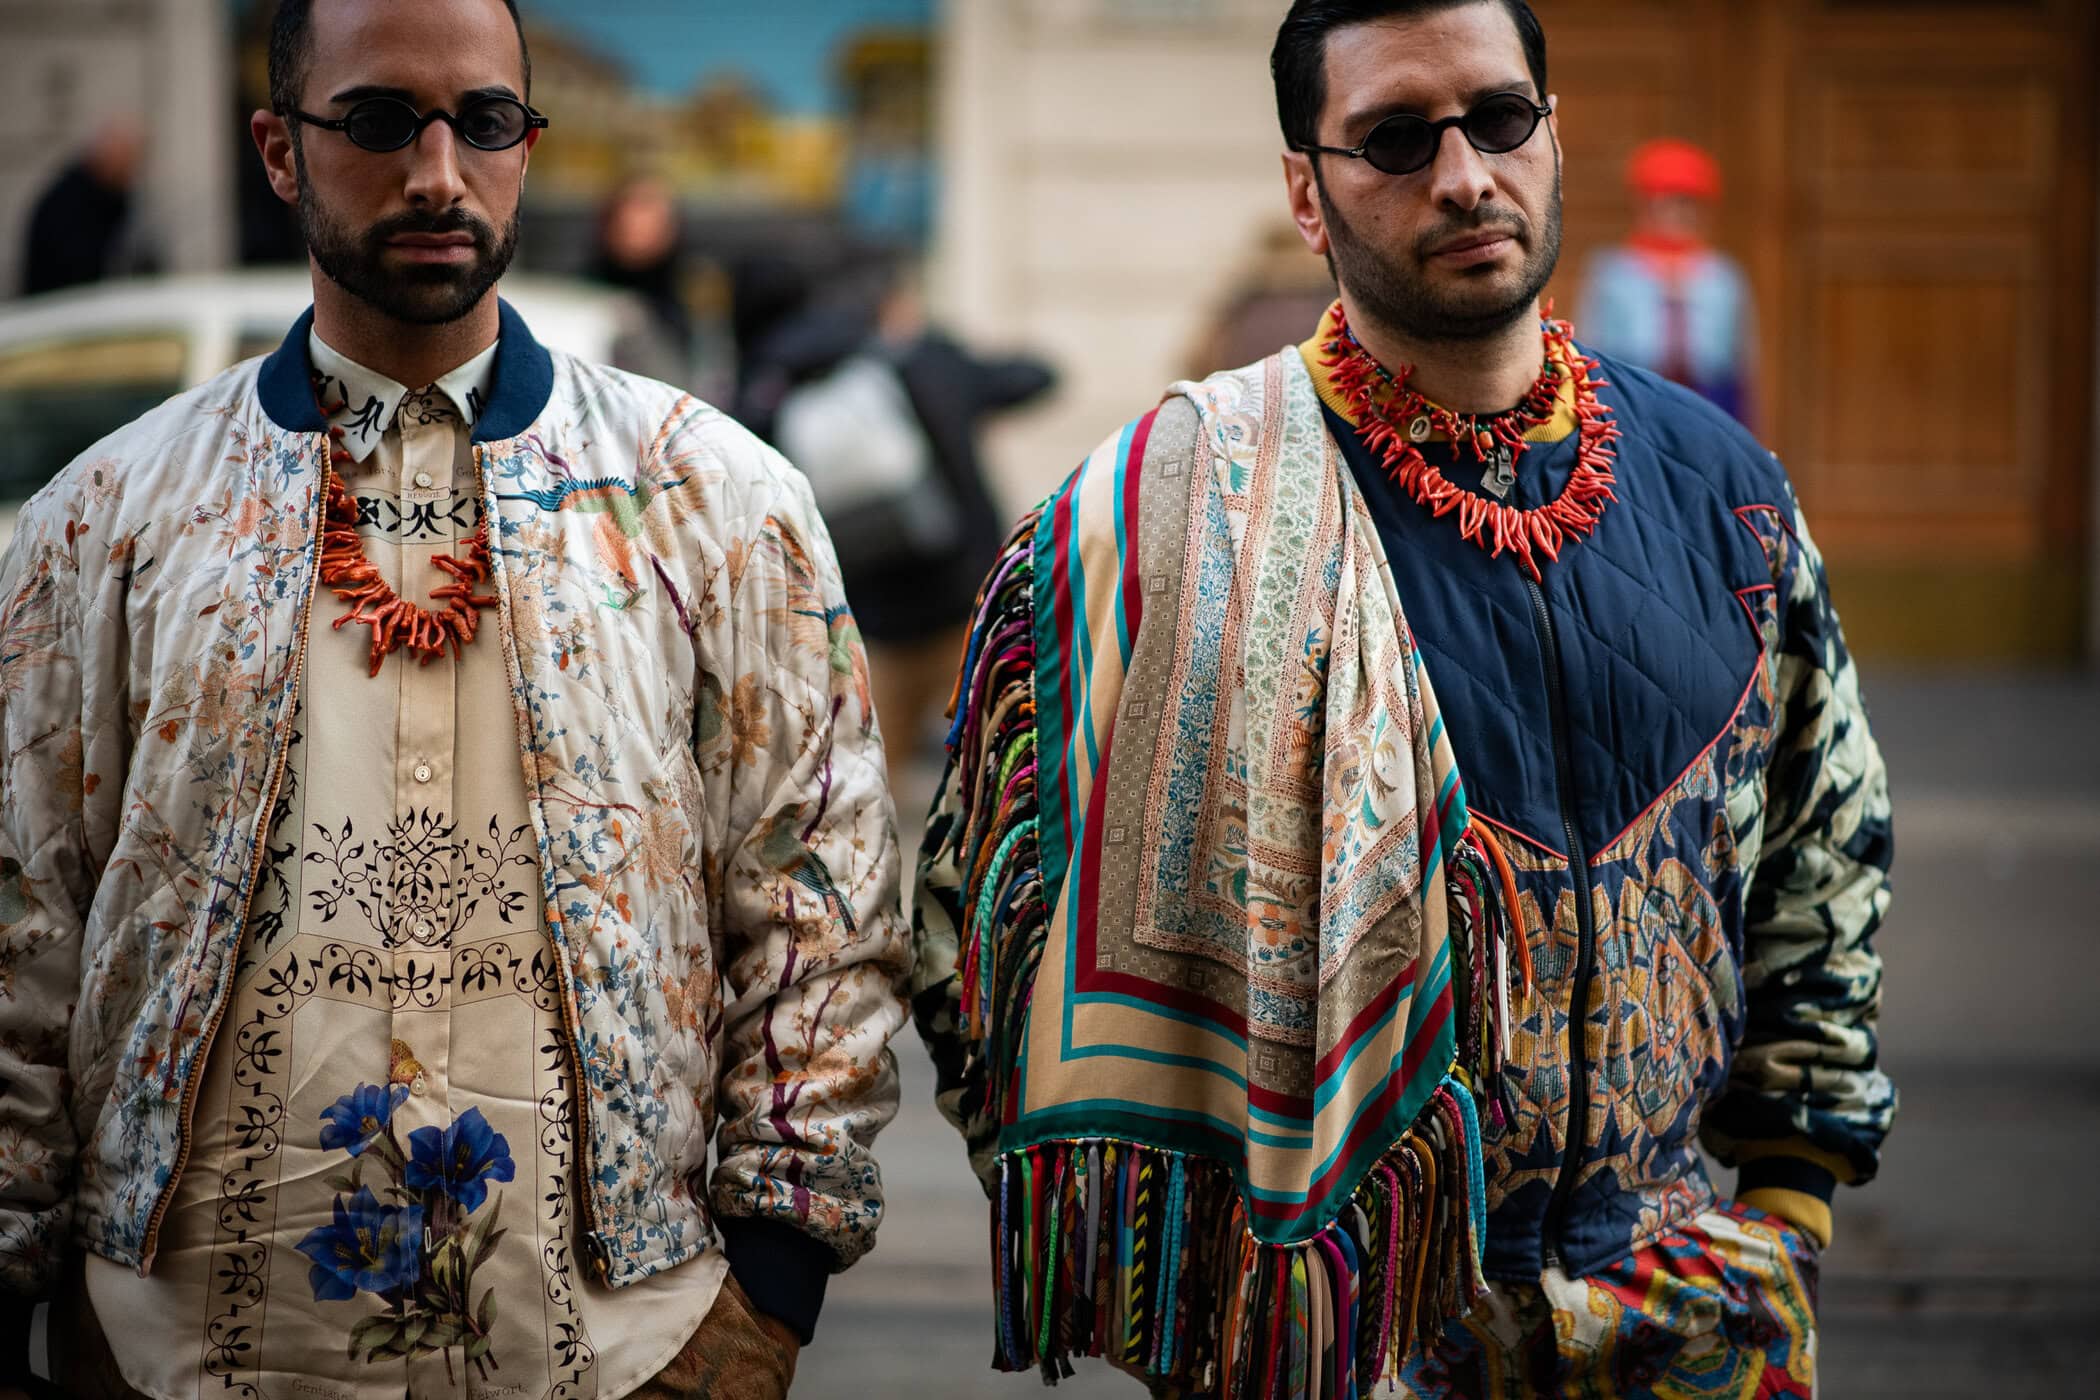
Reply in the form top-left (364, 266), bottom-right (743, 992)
top-left (0, 3), bottom-right (908, 1397)
top-left (912, 2), bottom-right (1892, 1396)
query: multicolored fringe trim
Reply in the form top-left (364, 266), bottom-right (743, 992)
top-left (940, 509), bottom-right (1531, 1395)
top-left (992, 1080), bottom-right (1489, 1396)
top-left (946, 510), bottom-right (1050, 1135)
top-left (1447, 824), bottom-right (1528, 1134)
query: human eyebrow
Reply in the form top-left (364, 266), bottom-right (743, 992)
top-left (1342, 79), bottom-right (1536, 132)
top-left (1463, 79), bottom-right (1539, 105)
top-left (321, 83), bottom-right (521, 107)
top-left (325, 84), bottom-right (416, 106)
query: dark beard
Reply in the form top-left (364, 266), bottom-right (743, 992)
top-left (295, 146), bottom-right (518, 326)
top-left (1319, 155), bottom-right (1563, 345)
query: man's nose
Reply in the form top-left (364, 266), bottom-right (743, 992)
top-left (1425, 124), bottom-right (1495, 212)
top-left (402, 118), bottom-right (467, 209)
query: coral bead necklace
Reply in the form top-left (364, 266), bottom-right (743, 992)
top-left (1320, 303), bottom-right (1621, 582)
top-left (313, 393), bottom-right (498, 677)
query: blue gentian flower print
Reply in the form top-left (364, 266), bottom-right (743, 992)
top-left (317, 1082), bottom-right (409, 1156)
top-left (404, 1105), bottom-right (515, 1212)
top-left (294, 1186), bottom-right (423, 1301)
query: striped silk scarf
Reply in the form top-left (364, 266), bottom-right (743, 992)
top-left (915, 344), bottom-right (1521, 1397)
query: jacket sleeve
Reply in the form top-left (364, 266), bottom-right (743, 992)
top-left (910, 706), bottom-right (998, 1185)
top-left (703, 451), bottom-right (908, 1342)
top-left (1704, 490), bottom-right (1895, 1247)
top-left (0, 499), bottom-right (95, 1300)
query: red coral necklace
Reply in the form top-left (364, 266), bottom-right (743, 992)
top-left (314, 394), bottom-right (497, 677)
top-left (1320, 303), bottom-right (1621, 581)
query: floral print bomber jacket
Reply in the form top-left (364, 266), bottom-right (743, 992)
top-left (0, 302), bottom-right (909, 1302)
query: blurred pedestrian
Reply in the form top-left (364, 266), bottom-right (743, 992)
top-left (1577, 137), bottom-right (1756, 423)
top-left (758, 262), bottom-right (1055, 787)
top-left (0, 2), bottom-right (906, 1397)
top-left (914, 2), bottom-right (1890, 1396)
top-left (589, 173), bottom-right (698, 385)
top-left (19, 118), bottom-right (146, 296)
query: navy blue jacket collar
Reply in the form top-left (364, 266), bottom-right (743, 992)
top-left (257, 296), bottom-right (554, 443)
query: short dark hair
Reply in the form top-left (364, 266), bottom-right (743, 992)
top-left (1272, 0), bottom-right (1546, 151)
top-left (268, 0), bottom-right (532, 119)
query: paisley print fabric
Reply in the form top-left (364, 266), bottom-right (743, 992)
top-left (1397, 1201), bottom-right (1819, 1399)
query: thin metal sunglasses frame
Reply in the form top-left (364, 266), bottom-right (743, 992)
top-left (286, 95), bottom-right (549, 152)
top-left (1296, 92), bottom-right (1553, 175)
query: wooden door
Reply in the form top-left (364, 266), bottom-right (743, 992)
top-left (1535, 0), bottom-right (2096, 659)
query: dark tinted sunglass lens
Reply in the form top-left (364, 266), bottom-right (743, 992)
top-left (459, 99), bottom-right (525, 149)
top-left (344, 100), bottom-right (417, 150)
top-left (1362, 116), bottom-right (1437, 174)
top-left (343, 100), bottom-right (418, 149)
top-left (1466, 95), bottom-right (1540, 153)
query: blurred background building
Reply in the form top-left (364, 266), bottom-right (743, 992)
top-left (4, 0), bottom-right (2095, 664)
top-left (2, 2), bottom-right (2097, 1395)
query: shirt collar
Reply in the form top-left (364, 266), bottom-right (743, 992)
top-left (307, 330), bottom-right (500, 463)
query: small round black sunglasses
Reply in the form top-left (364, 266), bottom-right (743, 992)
top-left (287, 95), bottom-right (549, 153)
top-left (1296, 91), bottom-right (1551, 176)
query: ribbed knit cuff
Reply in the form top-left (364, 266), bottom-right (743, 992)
top-left (1735, 1138), bottom-right (1849, 1249)
top-left (717, 1216), bottom-right (835, 1346)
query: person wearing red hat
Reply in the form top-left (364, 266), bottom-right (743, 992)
top-left (1578, 137), bottom-right (1757, 423)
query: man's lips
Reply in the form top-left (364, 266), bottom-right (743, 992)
top-left (1427, 231), bottom-right (1519, 266)
top-left (386, 233), bottom-right (475, 262)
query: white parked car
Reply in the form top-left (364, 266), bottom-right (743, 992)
top-left (0, 270), bottom-right (648, 544)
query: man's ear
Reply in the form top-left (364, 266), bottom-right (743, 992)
top-left (251, 109), bottom-right (300, 206)
top-left (1283, 150), bottom-right (1331, 258)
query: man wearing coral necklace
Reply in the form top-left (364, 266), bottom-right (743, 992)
top-left (912, 2), bottom-right (1892, 1396)
top-left (0, 2), bottom-right (906, 1396)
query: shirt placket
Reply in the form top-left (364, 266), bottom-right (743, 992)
top-left (389, 406), bottom-right (466, 1400)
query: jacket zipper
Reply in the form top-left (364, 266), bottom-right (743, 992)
top-left (140, 446), bottom-right (326, 1268)
top-left (1526, 574), bottom-right (1598, 1272)
top-left (477, 442), bottom-right (610, 1277)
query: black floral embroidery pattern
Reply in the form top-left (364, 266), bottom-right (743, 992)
top-left (538, 1023), bottom-right (595, 1394)
top-left (454, 938), bottom-right (565, 1014)
top-left (397, 388), bottom-right (461, 428)
top-left (203, 943), bottom-right (318, 1397)
top-left (344, 393), bottom-right (388, 443)
top-left (305, 811), bottom-right (535, 946)
top-left (351, 490), bottom-right (481, 543)
top-left (239, 715), bottom-right (305, 976)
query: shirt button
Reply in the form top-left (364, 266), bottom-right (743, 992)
top-left (411, 918), bottom-right (435, 941)
top-left (413, 470), bottom-right (434, 489)
top-left (413, 761), bottom-right (434, 784)
top-left (410, 1076), bottom-right (429, 1096)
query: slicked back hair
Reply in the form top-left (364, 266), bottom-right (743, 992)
top-left (267, 0), bottom-right (532, 121)
top-left (1271, 0), bottom-right (1546, 152)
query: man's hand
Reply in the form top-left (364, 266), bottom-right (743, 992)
top-left (638, 1273), bottom-right (800, 1399)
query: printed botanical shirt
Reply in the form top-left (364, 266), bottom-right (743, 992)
top-left (86, 334), bottom-right (720, 1399)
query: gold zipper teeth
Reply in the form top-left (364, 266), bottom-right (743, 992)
top-left (477, 440), bottom-right (609, 1274)
top-left (140, 444), bottom-right (325, 1267)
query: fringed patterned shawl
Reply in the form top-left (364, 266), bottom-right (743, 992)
top-left (913, 344), bottom-right (1522, 1396)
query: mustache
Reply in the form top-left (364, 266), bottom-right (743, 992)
top-left (1413, 211), bottom-right (1528, 259)
top-left (365, 207), bottom-right (496, 246)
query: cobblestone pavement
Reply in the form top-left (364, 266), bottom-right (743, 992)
top-left (797, 670), bottom-right (2100, 1397)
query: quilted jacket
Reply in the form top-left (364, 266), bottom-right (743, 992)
top-left (0, 303), bottom-right (909, 1316)
top-left (1317, 342), bottom-right (1895, 1279)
